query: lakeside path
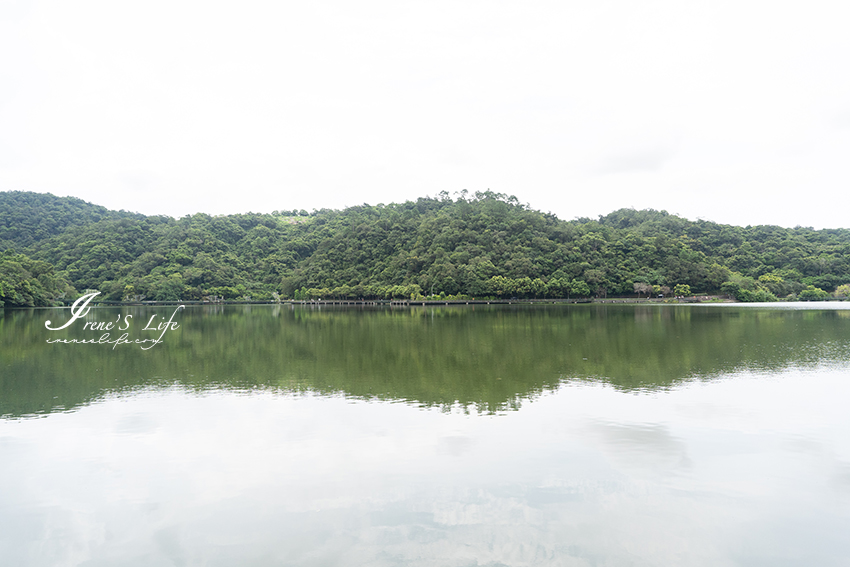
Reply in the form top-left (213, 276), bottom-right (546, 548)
top-left (93, 296), bottom-right (735, 307)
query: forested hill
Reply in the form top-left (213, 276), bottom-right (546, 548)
top-left (1, 190), bottom-right (849, 307)
top-left (0, 191), bottom-right (144, 249)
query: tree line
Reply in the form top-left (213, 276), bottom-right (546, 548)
top-left (1, 190), bottom-right (849, 306)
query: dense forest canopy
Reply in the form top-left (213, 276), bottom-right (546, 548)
top-left (1, 190), bottom-right (849, 306)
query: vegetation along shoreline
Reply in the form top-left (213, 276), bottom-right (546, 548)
top-left (2, 190), bottom-right (849, 308)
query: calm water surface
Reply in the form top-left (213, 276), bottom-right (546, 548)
top-left (1, 304), bottom-right (849, 566)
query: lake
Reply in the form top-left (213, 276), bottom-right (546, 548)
top-left (2, 303), bottom-right (849, 566)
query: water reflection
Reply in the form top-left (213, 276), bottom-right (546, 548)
top-left (2, 304), bottom-right (850, 418)
top-left (1, 369), bottom-right (848, 566)
top-left (2, 304), bottom-right (850, 565)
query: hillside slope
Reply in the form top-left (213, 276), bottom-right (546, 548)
top-left (0, 191), bottom-right (144, 250)
top-left (1, 190), bottom-right (848, 303)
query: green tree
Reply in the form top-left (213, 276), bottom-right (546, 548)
top-left (0, 250), bottom-right (75, 307)
top-left (758, 273), bottom-right (787, 296)
top-left (798, 285), bottom-right (830, 301)
top-left (570, 279), bottom-right (591, 298)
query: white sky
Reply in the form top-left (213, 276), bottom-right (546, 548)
top-left (1, 1), bottom-right (849, 228)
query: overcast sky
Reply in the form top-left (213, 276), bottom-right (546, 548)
top-left (2, 1), bottom-right (849, 228)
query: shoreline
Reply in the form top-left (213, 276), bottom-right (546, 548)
top-left (23, 296), bottom-right (737, 308)
top-left (14, 296), bottom-right (850, 309)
